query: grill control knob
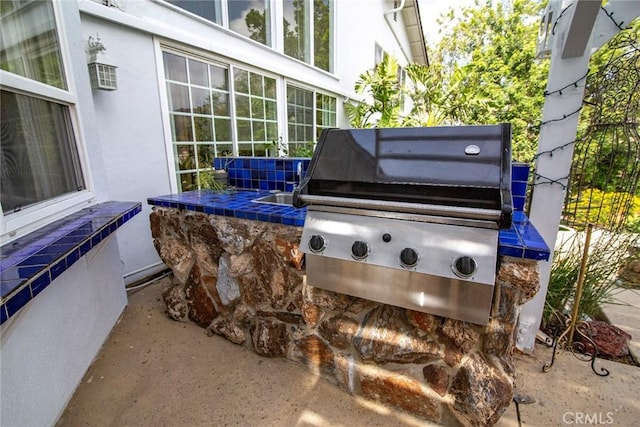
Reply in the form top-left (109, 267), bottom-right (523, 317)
top-left (308, 235), bottom-right (326, 253)
top-left (351, 241), bottom-right (369, 260)
top-left (453, 256), bottom-right (477, 278)
top-left (400, 248), bottom-right (419, 268)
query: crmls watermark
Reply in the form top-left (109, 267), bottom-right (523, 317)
top-left (562, 412), bottom-right (615, 425)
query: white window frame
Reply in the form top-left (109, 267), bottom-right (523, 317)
top-left (0, 1), bottom-right (94, 244)
top-left (284, 80), bottom-right (337, 145)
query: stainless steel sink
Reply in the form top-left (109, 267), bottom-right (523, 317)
top-left (252, 192), bottom-right (294, 206)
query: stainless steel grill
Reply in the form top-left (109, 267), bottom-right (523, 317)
top-left (293, 125), bottom-right (512, 325)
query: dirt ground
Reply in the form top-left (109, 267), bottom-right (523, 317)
top-left (57, 278), bottom-right (640, 426)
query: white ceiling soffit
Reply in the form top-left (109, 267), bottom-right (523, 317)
top-left (402, 0), bottom-right (429, 65)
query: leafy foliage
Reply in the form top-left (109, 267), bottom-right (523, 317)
top-left (347, 0), bottom-right (548, 161)
top-left (544, 229), bottom-right (637, 326)
top-left (433, 0), bottom-right (548, 161)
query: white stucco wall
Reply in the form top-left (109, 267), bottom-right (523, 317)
top-left (80, 15), bottom-right (171, 283)
top-left (0, 237), bottom-right (127, 427)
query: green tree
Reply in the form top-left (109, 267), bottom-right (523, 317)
top-left (433, 0), bottom-right (548, 161)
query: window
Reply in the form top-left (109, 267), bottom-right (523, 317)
top-left (286, 84), bottom-right (336, 154)
top-left (313, 0), bottom-right (333, 72)
top-left (166, 1), bottom-right (332, 71)
top-left (0, 0), bottom-right (88, 241)
top-left (161, 49), bottom-right (338, 190)
top-left (166, 0), bottom-right (222, 24)
top-left (228, 0), bottom-right (272, 46)
top-left (283, 0), bottom-right (333, 72)
top-left (283, 0), bottom-right (309, 62)
top-left (168, 0), bottom-right (271, 47)
top-left (163, 51), bottom-right (232, 191)
top-left (1, 91), bottom-right (83, 213)
top-left (233, 68), bottom-right (278, 156)
top-left (316, 92), bottom-right (336, 138)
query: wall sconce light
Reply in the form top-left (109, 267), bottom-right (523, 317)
top-left (87, 35), bottom-right (117, 91)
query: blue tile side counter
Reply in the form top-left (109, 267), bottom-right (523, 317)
top-left (147, 190), bottom-right (550, 261)
top-left (0, 201), bottom-right (142, 325)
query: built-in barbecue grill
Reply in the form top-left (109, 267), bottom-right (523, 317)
top-left (293, 124), bottom-right (512, 325)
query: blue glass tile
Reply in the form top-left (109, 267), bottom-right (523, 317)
top-left (1, 304), bottom-right (7, 325)
top-left (512, 163), bottom-right (530, 181)
top-left (6, 285), bottom-right (31, 316)
top-left (250, 158), bottom-right (260, 168)
top-left (244, 211), bottom-right (258, 221)
top-left (257, 213), bottom-right (270, 222)
top-left (2, 265), bottom-right (42, 281)
top-left (266, 159), bottom-right (276, 170)
top-left (524, 248), bottom-right (550, 261)
top-left (30, 272), bottom-right (52, 298)
top-left (50, 259), bottom-right (66, 281)
top-left (499, 245), bottom-right (525, 258)
top-left (100, 228), bottom-right (110, 240)
top-left (512, 181), bottom-right (528, 197)
top-left (66, 249), bottom-right (80, 267)
top-left (91, 233), bottom-right (102, 247)
top-left (513, 196), bottom-right (526, 212)
top-left (1, 279), bottom-right (26, 299)
top-left (79, 240), bottom-right (92, 257)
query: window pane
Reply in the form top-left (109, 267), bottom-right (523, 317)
top-left (212, 92), bottom-right (229, 116)
top-left (168, 83), bottom-right (190, 112)
top-left (234, 68), bottom-right (249, 94)
top-left (228, 0), bottom-right (271, 46)
top-left (283, 0), bottom-right (309, 62)
top-left (251, 98), bottom-right (264, 119)
top-left (1, 90), bottom-right (84, 212)
top-left (250, 73), bottom-right (263, 96)
top-left (214, 118), bottom-right (231, 141)
top-left (178, 172), bottom-right (197, 191)
top-left (172, 115), bottom-right (193, 141)
top-left (197, 144), bottom-right (215, 167)
top-left (194, 116), bottom-right (213, 141)
top-left (176, 144), bottom-right (195, 170)
top-left (238, 143), bottom-right (253, 156)
top-left (252, 121), bottom-right (265, 141)
top-left (265, 100), bottom-right (277, 121)
top-left (191, 87), bottom-right (211, 114)
top-left (0, 0), bottom-right (66, 89)
top-left (163, 52), bottom-right (187, 82)
top-left (314, 0), bottom-right (333, 71)
top-left (189, 58), bottom-right (208, 86)
top-left (237, 119), bottom-right (251, 141)
top-left (210, 65), bottom-right (228, 90)
top-left (264, 77), bottom-right (276, 98)
top-left (235, 94), bottom-right (250, 118)
top-left (167, 0), bottom-right (221, 24)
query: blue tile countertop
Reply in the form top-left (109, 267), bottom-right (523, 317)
top-left (148, 189), bottom-right (307, 227)
top-left (148, 190), bottom-right (550, 261)
top-left (0, 201), bottom-right (142, 325)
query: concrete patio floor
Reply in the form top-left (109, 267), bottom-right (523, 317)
top-left (57, 277), bottom-right (640, 426)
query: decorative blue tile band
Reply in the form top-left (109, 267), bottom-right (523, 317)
top-left (0, 201), bottom-right (142, 325)
top-left (213, 157), bottom-right (311, 192)
top-left (148, 190), bottom-right (550, 262)
top-left (148, 190), bottom-right (307, 228)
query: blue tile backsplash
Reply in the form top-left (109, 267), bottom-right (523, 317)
top-left (0, 201), bottom-right (141, 325)
top-left (214, 157), bottom-right (311, 192)
top-left (150, 158), bottom-right (548, 263)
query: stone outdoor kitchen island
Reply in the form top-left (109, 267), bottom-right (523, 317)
top-left (148, 185), bottom-right (548, 426)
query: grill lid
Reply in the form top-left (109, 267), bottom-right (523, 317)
top-left (293, 124), bottom-right (513, 228)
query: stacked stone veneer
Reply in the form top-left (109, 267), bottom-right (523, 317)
top-left (150, 207), bottom-right (540, 426)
